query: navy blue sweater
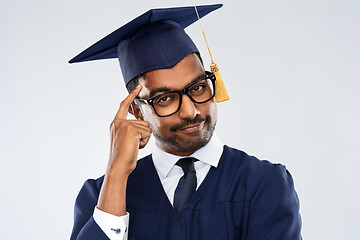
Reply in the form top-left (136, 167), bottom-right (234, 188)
top-left (71, 145), bottom-right (302, 240)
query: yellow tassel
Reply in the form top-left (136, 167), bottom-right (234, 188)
top-left (211, 62), bottom-right (229, 103)
top-left (194, 6), bottom-right (229, 103)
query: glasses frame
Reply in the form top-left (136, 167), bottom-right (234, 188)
top-left (134, 71), bottom-right (216, 117)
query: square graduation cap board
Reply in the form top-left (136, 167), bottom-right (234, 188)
top-left (69, 3), bottom-right (229, 102)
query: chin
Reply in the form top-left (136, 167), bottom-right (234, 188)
top-left (153, 102), bottom-right (218, 154)
top-left (155, 117), bottom-right (216, 154)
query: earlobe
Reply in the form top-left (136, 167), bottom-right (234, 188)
top-left (136, 111), bottom-right (144, 121)
top-left (128, 103), bottom-right (144, 121)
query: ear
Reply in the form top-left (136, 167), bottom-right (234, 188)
top-left (128, 102), bottom-right (144, 121)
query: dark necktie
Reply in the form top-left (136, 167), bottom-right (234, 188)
top-left (173, 157), bottom-right (197, 212)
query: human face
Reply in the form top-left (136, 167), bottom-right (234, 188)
top-left (136, 54), bottom-right (217, 156)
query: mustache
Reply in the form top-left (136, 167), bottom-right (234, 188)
top-left (170, 115), bottom-right (209, 132)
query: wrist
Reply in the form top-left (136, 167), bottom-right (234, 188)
top-left (106, 165), bottom-right (131, 180)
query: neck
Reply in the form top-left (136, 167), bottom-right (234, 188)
top-left (155, 142), bottom-right (197, 157)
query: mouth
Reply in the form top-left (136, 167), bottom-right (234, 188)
top-left (178, 121), bottom-right (205, 132)
top-left (170, 115), bottom-right (210, 133)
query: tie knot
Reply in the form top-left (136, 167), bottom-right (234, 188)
top-left (176, 157), bottom-right (197, 174)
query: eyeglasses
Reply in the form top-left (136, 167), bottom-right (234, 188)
top-left (134, 71), bottom-right (216, 117)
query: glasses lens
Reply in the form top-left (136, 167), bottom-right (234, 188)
top-left (188, 78), bottom-right (214, 103)
top-left (153, 92), bottom-right (180, 116)
top-left (150, 76), bottom-right (215, 117)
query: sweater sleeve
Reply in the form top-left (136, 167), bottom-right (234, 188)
top-left (246, 165), bottom-right (302, 240)
top-left (70, 179), bottom-right (138, 240)
top-left (70, 179), bottom-right (109, 240)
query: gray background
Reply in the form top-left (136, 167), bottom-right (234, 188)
top-left (1, 0), bottom-right (359, 239)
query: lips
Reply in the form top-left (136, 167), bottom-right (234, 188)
top-left (170, 115), bottom-right (208, 132)
top-left (178, 121), bottom-right (205, 131)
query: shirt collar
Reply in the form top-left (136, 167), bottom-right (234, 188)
top-left (152, 132), bottom-right (224, 179)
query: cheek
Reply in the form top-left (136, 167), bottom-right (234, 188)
top-left (208, 101), bottom-right (217, 122)
top-left (141, 106), bottom-right (161, 130)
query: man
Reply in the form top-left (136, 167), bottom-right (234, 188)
top-left (69, 4), bottom-right (302, 240)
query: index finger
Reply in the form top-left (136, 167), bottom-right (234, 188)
top-left (115, 85), bottom-right (142, 120)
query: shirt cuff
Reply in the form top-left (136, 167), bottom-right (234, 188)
top-left (93, 207), bottom-right (129, 240)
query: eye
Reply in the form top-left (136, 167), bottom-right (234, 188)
top-left (192, 85), bottom-right (203, 92)
top-left (157, 96), bottom-right (170, 104)
top-left (154, 93), bottom-right (177, 107)
top-left (189, 82), bottom-right (207, 95)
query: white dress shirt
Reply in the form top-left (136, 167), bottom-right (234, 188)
top-left (93, 132), bottom-right (224, 240)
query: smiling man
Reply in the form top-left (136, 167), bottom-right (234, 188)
top-left (134, 54), bottom-right (217, 156)
top-left (69, 4), bottom-right (302, 240)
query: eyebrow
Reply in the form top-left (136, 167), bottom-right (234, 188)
top-left (148, 73), bottom-right (207, 98)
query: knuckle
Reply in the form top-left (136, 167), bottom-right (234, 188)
top-left (124, 123), bottom-right (135, 132)
top-left (119, 122), bottom-right (129, 132)
top-left (120, 99), bottom-right (128, 107)
top-left (111, 120), bottom-right (126, 131)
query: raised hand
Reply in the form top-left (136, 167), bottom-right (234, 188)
top-left (97, 85), bottom-right (152, 216)
top-left (108, 85), bottom-right (152, 175)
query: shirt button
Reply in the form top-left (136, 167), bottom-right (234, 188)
top-left (111, 228), bottom-right (121, 234)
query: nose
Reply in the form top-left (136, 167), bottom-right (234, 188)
top-left (178, 94), bottom-right (199, 119)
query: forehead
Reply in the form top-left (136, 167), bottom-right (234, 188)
top-left (138, 54), bottom-right (205, 97)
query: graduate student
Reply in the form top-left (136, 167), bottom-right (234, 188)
top-left (69, 4), bottom-right (302, 240)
